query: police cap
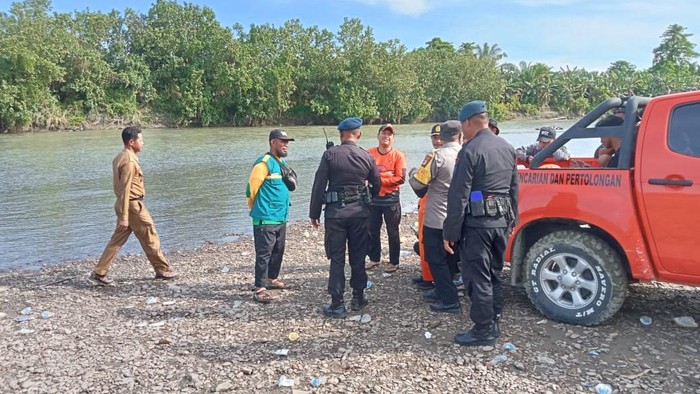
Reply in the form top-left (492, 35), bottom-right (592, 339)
top-left (439, 120), bottom-right (462, 139)
top-left (459, 100), bottom-right (487, 122)
top-left (430, 123), bottom-right (441, 136)
top-left (488, 118), bottom-right (500, 135)
top-left (338, 117), bottom-right (363, 132)
top-left (537, 126), bottom-right (556, 142)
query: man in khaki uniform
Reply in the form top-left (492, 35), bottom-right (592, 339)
top-left (90, 126), bottom-right (178, 285)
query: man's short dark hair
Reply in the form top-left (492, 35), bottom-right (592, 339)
top-left (122, 126), bottom-right (142, 145)
top-left (596, 115), bottom-right (623, 127)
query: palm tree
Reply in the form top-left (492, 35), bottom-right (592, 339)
top-left (475, 42), bottom-right (507, 61)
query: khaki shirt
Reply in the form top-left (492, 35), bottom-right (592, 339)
top-left (112, 149), bottom-right (145, 222)
top-left (423, 141), bottom-right (461, 229)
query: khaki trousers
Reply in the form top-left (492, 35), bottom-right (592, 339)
top-left (94, 200), bottom-right (170, 276)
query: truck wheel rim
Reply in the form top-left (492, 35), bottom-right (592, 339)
top-left (539, 253), bottom-right (599, 310)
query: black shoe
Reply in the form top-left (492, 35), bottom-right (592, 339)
top-left (414, 280), bottom-right (435, 290)
top-left (351, 291), bottom-right (369, 311)
top-left (89, 272), bottom-right (113, 286)
top-left (412, 276), bottom-right (424, 285)
top-left (422, 289), bottom-right (440, 302)
top-left (454, 327), bottom-right (496, 347)
top-left (322, 303), bottom-right (347, 319)
top-left (493, 319), bottom-right (501, 338)
top-left (429, 302), bottom-right (461, 314)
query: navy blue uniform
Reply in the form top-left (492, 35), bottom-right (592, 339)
top-left (444, 128), bottom-right (519, 330)
top-left (310, 141), bottom-right (381, 300)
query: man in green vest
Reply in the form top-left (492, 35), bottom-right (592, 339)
top-left (246, 129), bottom-right (295, 303)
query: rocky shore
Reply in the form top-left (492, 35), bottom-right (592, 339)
top-left (1, 213), bottom-right (699, 393)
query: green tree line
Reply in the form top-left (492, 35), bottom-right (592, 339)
top-left (1, 0), bottom-right (699, 131)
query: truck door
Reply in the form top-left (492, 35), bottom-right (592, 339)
top-left (639, 99), bottom-right (700, 277)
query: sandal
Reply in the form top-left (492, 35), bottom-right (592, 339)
top-left (266, 279), bottom-right (292, 290)
top-left (365, 261), bottom-right (381, 270)
top-left (253, 289), bottom-right (273, 304)
top-left (384, 264), bottom-right (399, 273)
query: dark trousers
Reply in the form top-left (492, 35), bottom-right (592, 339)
top-left (423, 226), bottom-right (459, 305)
top-left (368, 203), bottom-right (402, 265)
top-left (253, 223), bottom-right (286, 288)
top-left (325, 217), bottom-right (369, 300)
top-left (460, 227), bottom-right (507, 329)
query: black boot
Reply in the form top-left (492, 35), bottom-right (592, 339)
top-left (493, 314), bottom-right (501, 338)
top-left (323, 297), bottom-right (347, 319)
top-left (421, 289), bottom-right (440, 302)
top-left (351, 289), bottom-right (369, 311)
top-left (454, 325), bottom-right (496, 347)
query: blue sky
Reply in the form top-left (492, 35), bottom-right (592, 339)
top-left (5, 0), bottom-right (700, 71)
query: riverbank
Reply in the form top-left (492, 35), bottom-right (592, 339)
top-left (1, 111), bottom-right (575, 134)
top-left (2, 212), bottom-right (699, 393)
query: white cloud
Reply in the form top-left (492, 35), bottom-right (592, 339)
top-left (355, 0), bottom-right (429, 16)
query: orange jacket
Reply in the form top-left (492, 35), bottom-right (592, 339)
top-left (368, 147), bottom-right (406, 197)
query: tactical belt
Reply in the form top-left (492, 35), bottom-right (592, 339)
top-left (324, 185), bottom-right (371, 206)
top-left (468, 194), bottom-right (511, 218)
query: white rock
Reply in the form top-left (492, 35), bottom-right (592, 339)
top-left (216, 381), bottom-right (234, 392)
top-left (674, 316), bottom-right (698, 328)
top-left (278, 375), bottom-right (294, 387)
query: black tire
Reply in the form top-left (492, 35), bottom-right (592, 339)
top-left (524, 230), bottom-right (628, 326)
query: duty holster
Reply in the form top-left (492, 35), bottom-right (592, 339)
top-left (468, 194), bottom-right (512, 219)
top-left (325, 185), bottom-right (371, 207)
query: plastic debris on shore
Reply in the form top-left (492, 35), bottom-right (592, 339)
top-left (274, 349), bottom-right (289, 356)
top-left (310, 376), bottom-right (327, 387)
top-left (40, 311), bottom-right (53, 319)
top-left (489, 354), bottom-right (508, 366)
top-left (278, 375), bottom-right (294, 387)
top-left (503, 343), bottom-right (516, 352)
top-left (20, 307), bottom-right (32, 315)
top-left (424, 331), bottom-right (433, 339)
top-left (146, 296), bottom-right (158, 304)
top-left (220, 266), bottom-right (230, 273)
top-left (639, 315), bottom-right (653, 326)
top-left (288, 332), bottom-right (300, 341)
top-left (366, 280), bottom-right (373, 289)
top-left (595, 383), bottom-right (612, 394)
top-left (673, 316), bottom-right (698, 328)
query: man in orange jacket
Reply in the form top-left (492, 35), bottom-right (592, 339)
top-left (366, 123), bottom-right (407, 273)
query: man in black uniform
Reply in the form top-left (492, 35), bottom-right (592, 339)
top-left (310, 117), bottom-right (381, 318)
top-left (443, 101), bottom-right (519, 346)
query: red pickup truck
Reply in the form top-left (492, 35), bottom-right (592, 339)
top-left (506, 90), bottom-right (700, 325)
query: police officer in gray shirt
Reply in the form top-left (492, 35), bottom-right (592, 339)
top-left (310, 117), bottom-right (381, 318)
top-left (410, 120), bottom-right (463, 313)
top-left (443, 101), bottom-right (519, 346)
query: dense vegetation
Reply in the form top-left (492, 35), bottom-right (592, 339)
top-left (1, 0), bottom-right (699, 131)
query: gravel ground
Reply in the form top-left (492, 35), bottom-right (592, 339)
top-left (1, 212), bottom-right (699, 393)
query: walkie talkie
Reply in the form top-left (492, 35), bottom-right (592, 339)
top-left (323, 128), bottom-right (334, 149)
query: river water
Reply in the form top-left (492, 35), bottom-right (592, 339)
top-left (0, 120), bottom-right (599, 270)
